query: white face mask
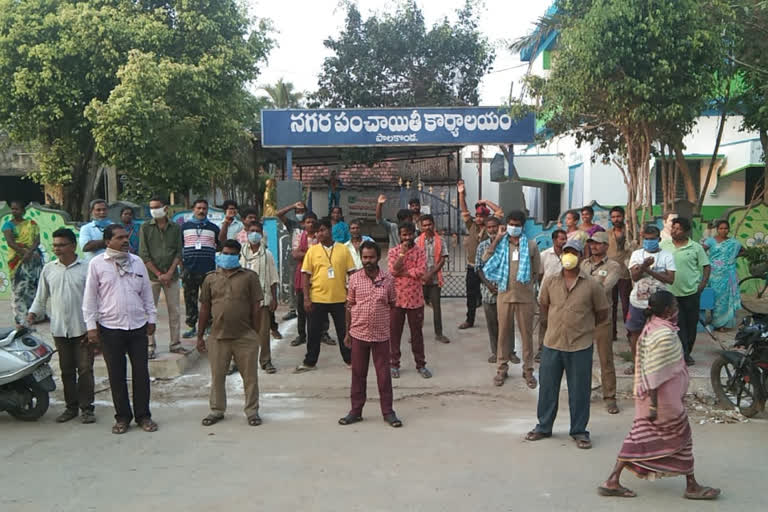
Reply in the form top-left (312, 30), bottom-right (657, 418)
top-left (150, 207), bottom-right (166, 219)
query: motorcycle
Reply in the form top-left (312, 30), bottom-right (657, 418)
top-left (710, 314), bottom-right (768, 417)
top-left (0, 327), bottom-right (56, 421)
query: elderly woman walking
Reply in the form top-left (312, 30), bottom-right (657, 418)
top-left (702, 220), bottom-right (742, 330)
top-left (597, 290), bottom-right (720, 500)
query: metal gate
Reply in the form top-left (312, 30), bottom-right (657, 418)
top-left (398, 184), bottom-right (468, 298)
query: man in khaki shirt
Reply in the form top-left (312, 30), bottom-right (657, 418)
top-left (582, 232), bottom-right (621, 414)
top-left (197, 240), bottom-right (264, 427)
top-left (458, 179), bottom-right (504, 330)
top-left (482, 211), bottom-right (541, 388)
top-left (526, 239), bottom-right (609, 450)
top-left (606, 206), bottom-right (634, 341)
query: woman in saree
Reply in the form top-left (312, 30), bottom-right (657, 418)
top-left (2, 200), bottom-right (43, 328)
top-left (702, 220), bottom-right (742, 329)
top-left (598, 290), bottom-right (720, 500)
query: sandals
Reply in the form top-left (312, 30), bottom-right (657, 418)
top-left (684, 487), bottom-right (721, 500)
top-left (81, 410), bottom-right (96, 424)
top-left (338, 414), bottom-right (363, 426)
top-left (623, 366), bottom-right (634, 375)
top-left (147, 345), bottom-right (157, 360)
top-left (270, 329), bottom-right (283, 340)
top-left (262, 361), bottom-right (277, 374)
top-left (383, 413), bottom-right (403, 428)
top-left (390, 367), bottom-right (400, 379)
top-left (524, 371), bottom-right (538, 389)
top-left (525, 430), bottom-right (551, 441)
top-left (509, 353), bottom-right (521, 364)
top-left (169, 343), bottom-right (190, 355)
top-left (597, 485), bottom-right (637, 498)
top-left (417, 367), bottom-right (432, 379)
top-left (201, 414), bottom-right (224, 426)
top-left (605, 399), bottom-right (620, 414)
top-left (293, 363), bottom-right (316, 374)
top-left (574, 438), bottom-right (592, 449)
top-left (493, 371), bottom-right (507, 386)
top-left (247, 415), bottom-right (262, 426)
top-left (139, 418), bottom-right (158, 432)
top-left (111, 422), bottom-right (129, 435)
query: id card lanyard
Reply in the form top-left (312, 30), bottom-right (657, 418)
top-left (323, 244), bottom-right (335, 279)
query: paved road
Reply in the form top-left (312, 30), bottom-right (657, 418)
top-left (1, 298), bottom-right (764, 511)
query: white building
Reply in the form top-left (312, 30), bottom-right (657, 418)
top-left (459, 25), bottom-right (764, 223)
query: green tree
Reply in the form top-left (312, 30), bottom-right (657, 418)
top-left (312, 0), bottom-right (494, 108)
top-left (261, 78), bottom-right (304, 108)
top-left (0, 1), bottom-right (272, 219)
top-left (731, 0), bottom-right (768, 202)
top-left (519, 0), bottom-right (728, 238)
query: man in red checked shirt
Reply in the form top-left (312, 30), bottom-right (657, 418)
top-left (388, 222), bottom-right (433, 379)
top-left (338, 241), bottom-right (402, 428)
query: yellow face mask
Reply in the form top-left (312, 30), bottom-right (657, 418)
top-left (561, 253), bottom-right (579, 270)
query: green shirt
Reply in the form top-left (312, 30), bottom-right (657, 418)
top-left (139, 218), bottom-right (183, 281)
top-left (660, 238), bottom-right (710, 297)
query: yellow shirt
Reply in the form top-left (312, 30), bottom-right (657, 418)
top-left (301, 242), bottom-right (356, 304)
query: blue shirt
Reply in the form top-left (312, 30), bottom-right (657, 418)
top-left (181, 219), bottom-right (220, 274)
top-left (79, 220), bottom-right (113, 261)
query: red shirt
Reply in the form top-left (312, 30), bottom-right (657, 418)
top-left (387, 244), bottom-right (426, 309)
top-left (347, 269), bottom-right (395, 342)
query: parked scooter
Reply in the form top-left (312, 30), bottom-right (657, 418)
top-left (710, 313), bottom-right (768, 417)
top-left (0, 327), bottom-right (56, 421)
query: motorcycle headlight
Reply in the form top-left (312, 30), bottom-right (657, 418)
top-left (10, 350), bottom-right (36, 362)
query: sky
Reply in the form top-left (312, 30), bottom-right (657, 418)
top-left (246, 0), bottom-right (551, 105)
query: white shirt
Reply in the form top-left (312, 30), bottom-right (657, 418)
top-left (628, 248), bottom-right (677, 308)
top-left (240, 243), bottom-right (279, 308)
top-left (540, 247), bottom-right (563, 278)
top-left (29, 258), bottom-right (89, 338)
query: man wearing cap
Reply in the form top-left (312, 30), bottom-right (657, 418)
top-left (457, 179), bottom-right (504, 330)
top-left (581, 232), bottom-right (622, 414)
top-left (526, 239), bottom-right (609, 450)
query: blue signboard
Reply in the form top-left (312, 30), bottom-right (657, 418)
top-left (261, 107), bottom-right (535, 147)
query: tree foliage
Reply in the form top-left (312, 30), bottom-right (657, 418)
top-left (521, 0), bottom-right (728, 238)
top-left (312, 0), bottom-right (494, 108)
top-left (0, 0), bottom-right (272, 218)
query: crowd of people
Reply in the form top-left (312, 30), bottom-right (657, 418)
top-left (2, 190), bottom-right (731, 500)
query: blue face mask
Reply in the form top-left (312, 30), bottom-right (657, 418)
top-left (507, 225), bottom-right (522, 237)
top-left (643, 239), bottom-right (660, 252)
top-left (247, 232), bottom-right (263, 244)
top-left (216, 253), bottom-right (240, 269)
top-left (94, 218), bottom-right (111, 228)
top-left (295, 213), bottom-right (305, 221)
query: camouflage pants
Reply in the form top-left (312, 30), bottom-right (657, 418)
top-left (182, 270), bottom-right (207, 329)
top-left (11, 256), bottom-right (43, 325)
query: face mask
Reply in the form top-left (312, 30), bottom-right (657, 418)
top-left (643, 239), bottom-right (660, 252)
top-left (150, 207), bottom-right (166, 219)
top-left (507, 225), bottom-right (522, 237)
top-left (247, 232), bottom-right (263, 244)
top-left (295, 213), bottom-right (305, 221)
top-left (561, 253), bottom-right (579, 270)
top-left (94, 218), bottom-right (111, 228)
top-left (216, 253), bottom-right (240, 269)
top-left (105, 247), bottom-right (128, 260)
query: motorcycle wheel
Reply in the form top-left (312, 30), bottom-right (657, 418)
top-left (710, 355), bottom-right (763, 418)
top-left (7, 383), bottom-right (50, 421)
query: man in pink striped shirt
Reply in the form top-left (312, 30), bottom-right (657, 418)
top-left (83, 224), bottom-right (158, 435)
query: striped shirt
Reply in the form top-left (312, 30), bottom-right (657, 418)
top-left (181, 219), bottom-right (220, 274)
